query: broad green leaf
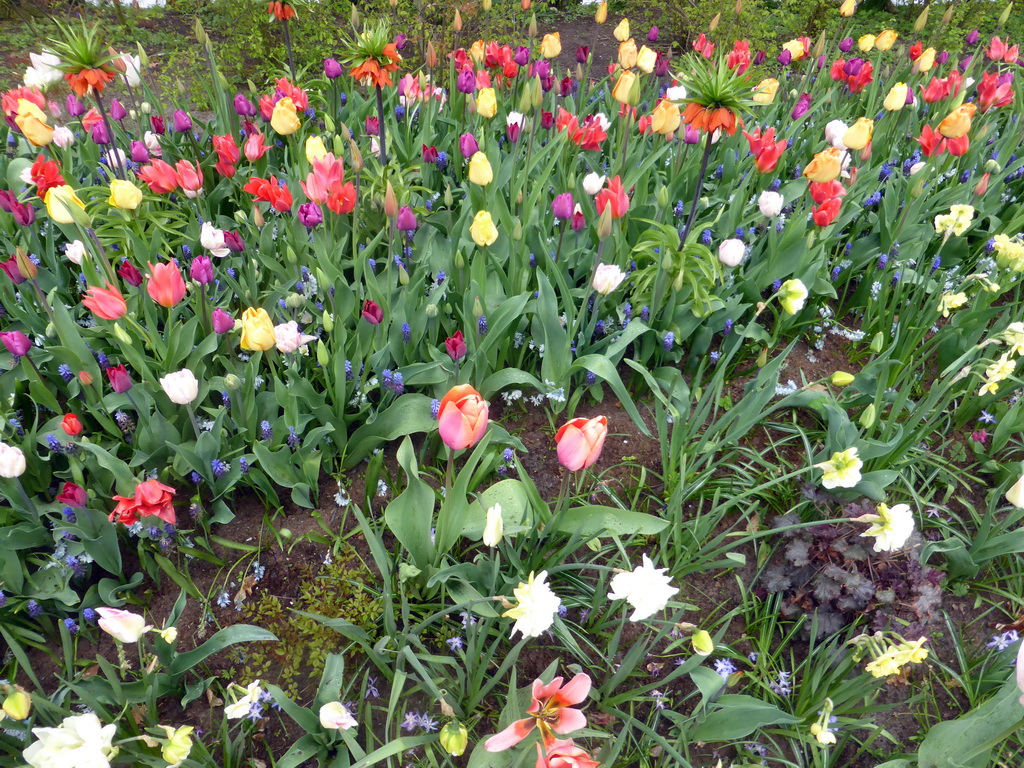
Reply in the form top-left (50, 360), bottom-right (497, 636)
top-left (553, 505), bottom-right (668, 537)
top-left (170, 625), bottom-right (278, 675)
top-left (689, 694), bottom-right (803, 741)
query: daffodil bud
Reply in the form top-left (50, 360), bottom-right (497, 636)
top-left (831, 371), bottom-right (855, 386)
top-left (425, 304), bottom-right (438, 318)
top-left (225, 373), bottom-right (241, 390)
top-left (317, 339), bottom-right (329, 366)
top-left (439, 722), bottom-right (469, 756)
top-left (691, 630), bottom-right (714, 656)
top-left (859, 403), bottom-right (876, 429)
top-left (870, 332), bottom-right (884, 353)
top-left (113, 322), bottom-right (132, 345)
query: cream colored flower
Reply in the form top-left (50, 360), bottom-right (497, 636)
top-left (815, 447), bottom-right (862, 489)
top-left (938, 292), bottom-right (968, 318)
top-left (608, 554), bottom-right (678, 621)
top-left (853, 502), bottom-right (915, 552)
top-left (502, 570), bottom-right (561, 639)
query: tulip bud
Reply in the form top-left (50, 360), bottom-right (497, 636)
top-left (596, 206), bottom-right (614, 240)
top-left (426, 41), bottom-right (438, 68)
top-left (444, 187), bottom-right (454, 208)
top-left (913, 3), bottom-right (929, 32)
top-left (399, 265), bottom-right (409, 285)
top-left (756, 347), bottom-right (768, 367)
top-left (317, 339), bottom-right (329, 367)
top-left (349, 139), bottom-right (363, 172)
top-left (323, 311), bottom-right (334, 332)
top-left (512, 218), bottom-right (522, 240)
top-left (529, 13), bottom-right (537, 37)
top-left (14, 249), bottom-right (37, 280)
top-left (350, 3), bottom-right (360, 28)
top-left (869, 332), bottom-right (884, 353)
top-left (113, 323), bottom-right (132, 345)
top-left (518, 84), bottom-right (533, 114)
top-left (45, 323), bottom-right (55, 338)
top-left (384, 181), bottom-right (398, 219)
top-left (454, 9), bottom-right (462, 31)
top-left (473, 296), bottom-right (484, 319)
top-left (691, 630), bottom-right (714, 656)
top-left (595, 1), bottom-right (607, 23)
top-left (454, 250), bottom-right (464, 269)
top-left (224, 373), bottom-right (241, 390)
top-left (439, 722), bottom-right (469, 756)
top-left (910, 178), bottom-right (925, 198)
top-left (735, 0), bottom-right (742, 13)
top-left (985, 159), bottom-right (1002, 174)
top-left (998, 1), bottom-right (1013, 26)
top-left (974, 172), bottom-right (990, 196)
top-left (673, 271), bottom-right (684, 291)
top-left (286, 246), bottom-right (297, 265)
top-left (859, 403), bottom-right (876, 429)
top-left (2, 689), bottom-right (31, 721)
top-left (831, 371), bottom-right (855, 386)
top-left (941, 4), bottom-right (954, 24)
top-left (656, 186), bottom-right (669, 209)
top-left (813, 30), bottom-right (826, 58)
top-left (532, 76), bottom-right (543, 109)
top-left (286, 292), bottom-right (305, 309)
top-left (483, 0), bottom-right (492, 9)
top-left (234, 209), bottom-right (247, 226)
top-left (253, 205), bottom-right (265, 227)
top-left (425, 303), bottom-right (438, 318)
top-left (709, 12), bottom-right (720, 30)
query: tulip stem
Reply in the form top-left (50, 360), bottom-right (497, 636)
top-left (185, 403), bottom-right (202, 441)
top-left (282, 19), bottom-right (297, 81)
top-left (679, 130), bottom-right (715, 247)
top-left (375, 85), bottom-right (388, 167)
top-left (445, 450), bottom-right (455, 497)
top-left (92, 92), bottom-right (126, 182)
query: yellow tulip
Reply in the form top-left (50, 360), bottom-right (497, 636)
top-left (618, 39), bottom-right (638, 70)
top-left (752, 78), bottom-right (779, 104)
top-left (108, 179), bottom-right (143, 210)
top-left (916, 47), bottom-right (936, 72)
top-left (842, 118), bottom-right (874, 151)
top-left (305, 136), bottom-right (327, 164)
top-left (875, 29), bottom-right (898, 51)
top-left (612, 69), bottom-right (637, 105)
top-left (613, 18), bottom-right (630, 41)
top-left (858, 34), bottom-right (876, 52)
top-left (540, 32), bottom-right (561, 59)
top-left (938, 103), bottom-right (976, 138)
top-left (239, 307), bottom-right (276, 351)
top-left (45, 185), bottom-right (87, 224)
top-left (782, 39), bottom-right (807, 61)
top-left (476, 87), bottom-right (497, 118)
top-left (636, 45), bottom-right (657, 74)
top-left (839, 0), bottom-right (856, 16)
top-left (470, 40), bottom-right (486, 65)
top-left (470, 210), bottom-right (498, 247)
top-left (883, 82), bottom-right (908, 111)
top-left (595, 0), bottom-right (607, 23)
top-left (650, 99), bottom-right (681, 135)
top-left (468, 152), bottom-right (493, 186)
top-left (270, 97), bottom-right (300, 135)
top-left (14, 99), bottom-right (53, 147)
top-left (803, 147), bottom-right (843, 183)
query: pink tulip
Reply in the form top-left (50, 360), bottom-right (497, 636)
top-left (437, 384), bottom-right (488, 451)
top-left (555, 416), bottom-right (607, 471)
top-left (485, 673), bottom-right (591, 752)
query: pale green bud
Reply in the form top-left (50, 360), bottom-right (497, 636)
top-left (425, 304), bottom-right (438, 318)
top-left (439, 722), bottom-right (469, 756)
top-left (224, 374), bottom-right (241, 390)
top-left (859, 403), bottom-right (876, 429)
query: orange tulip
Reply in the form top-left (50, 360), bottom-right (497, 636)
top-left (83, 283), bottom-right (127, 320)
top-left (146, 261), bottom-right (186, 307)
top-left (803, 147), bottom-right (843, 183)
top-left (438, 384), bottom-right (489, 450)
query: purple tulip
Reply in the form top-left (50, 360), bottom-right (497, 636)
top-left (459, 132), bottom-right (479, 158)
top-left (936, 50), bottom-right (949, 65)
top-left (66, 93), bottom-right (85, 117)
top-left (211, 308), bottom-right (234, 334)
top-left (396, 205), bottom-right (418, 232)
top-left (533, 60), bottom-right (551, 79)
top-left (560, 76), bottom-right (573, 98)
top-left (324, 58), bottom-right (342, 78)
top-left (960, 56), bottom-right (972, 72)
top-left (224, 230), bottom-right (246, 252)
top-left (190, 256), bottom-right (214, 284)
top-left (234, 93), bottom-right (257, 117)
top-left (173, 110), bottom-right (192, 133)
top-left (576, 46), bottom-right (589, 64)
top-left (1, 330), bottom-right (31, 357)
top-left (647, 26), bottom-right (659, 43)
top-left (457, 69), bottom-right (476, 94)
top-left (816, 55), bottom-right (826, 69)
top-left (541, 74), bottom-right (554, 92)
top-left (130, 140), bottom-right (150, 163)
top-left (792, 93), bottom-right (812, 120)
top-left (90, 121), bottom-right (110, 145)
top-left (551, 193), bottom-right (574, 221)
top-left (11, 201), bottom-right (34, 226)
top-left (654, 54), bottom-right (670, 77)
top-left (966, 29), bottom-right (979, 45)
top-left (110, 99), bottom-right (127, 121)
top-left (778, 49), bottom-right (792, 66)
top-left (395, 33), bottom-right (408, 51)
top-left (906, 87), bottom-right (916, 105)
top-left (297, 202), bottom-right (323, 229)
top-left (753, 50), bottom-right (766, 66)
top-left (684, 125), bottom-right (700, 144)
top-left (514, 46), bottom-right (530, 66)
top-left (839, 37), bottom-right (854, 52)
top-left (844, 58), bottom-right (864, 77)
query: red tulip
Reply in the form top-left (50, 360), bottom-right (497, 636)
top-left (438, 384), bottom-right (488, 450)
top-left (445, 331), bottom-right (467, 361)
top-left (61, 413), bottom-right (83, 436)
top-left (743, 126), bottom-right (787, 173)
top-left (595, 176), bottom-right (629, 219)
top-left (812, 196), bottom-right (842, 227)
top-left (361, 300), bottom-right (383, 325)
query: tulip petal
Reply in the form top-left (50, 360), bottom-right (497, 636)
top-left (484, 718), bottom-right (535, 752)
top-left (552, 673), bottom-right (592, 706)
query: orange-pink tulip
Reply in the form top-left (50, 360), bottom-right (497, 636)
top-left (555, 416), bottom-right (608, 471)
top-left (82, 282), bottom-right (127, 320)
top-left (438, 384), bottom-right (488, 450)
top-left (146, 261), bottom-right (186, 307)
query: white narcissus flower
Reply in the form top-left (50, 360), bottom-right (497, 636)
top-left (319, 701), bottom-right (358, 730)
top-left (502, 570), bottom-right (561, 639)
top-left (482, 503), bottom-right (504, 547)
top-left (582, 172), bottom-right (606, 196)
top-left (592, 263), bottom-right (626, 295)
top-left (23, 713), bottom-right (117, 768)
top-left (64, 240), bottom-right (86, 265)
top-left (815, 447), bottom-right (862, 489)
top-left (0, 442), bottom-right (27, 478)
top-left (608, 553), bottom-right (679, 621)
top-left (274, 321), bottom-right (317, 354)
top-left (717, 238), bottom-right (746, 268)
top-left (160, 369), bottom-right (199, 405)
top-left (200, 221), bottom-right (230, 257)
top-left (824, 119), bottom-right (849, 150)
top-left (854, 502), bottom-right (915, 552)
top-left (95, 607), bottom-right (151, 643)
top-left (1006, 475), bottom-right (1024, 508)
top-left (224, 680), bottom-right (264, 720)
top-left (758, 190), bottom-right (784, 218)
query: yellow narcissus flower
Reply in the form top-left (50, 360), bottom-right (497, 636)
top-left (803, 147), bottom-right (843, 182)
top-left (979, 353), bottom-right (1016, 396)
top-left (815, 447), bottom-right (862, 489)
top-left (270, 97), bottom-right (300, 135)
top-left (305, 135), bottom-right (327, 164)
top-left (476, 87), bottom-right (497, 118)
top-left (842, 118), bottom-right (874, 151)
top-left (540, 32), bottom-right (561, 58)
top-left (1004, 322), bottom-right (1024, 356)
top-left (470, 210), bottom-right (498, 247)
top-left (613, 18), bottom-right (630, 41)
top-left (938, 291), bottom-right (968, 317)
top-left (108, 179), bottom-right (143, 210)
top-left (618, 38), bottom-right (638, 70)
top-left (468, 151), bottom-right (493, 186)
top-left (875, 29), bottom-right (898, 50)
top-left (45, 184), bottom-right (87, 224)
top-left (778, 279), bottom-right (808, 315)
top-left (239, 307), bottom-right (276, 351)
top-left (612, 69), bottom-right (638, 104)
top-left (883, 82), bottom-right (908, 111)
top-left (636, 45), bottom-right (657, 74)
top-left (810, 722), bottom-right (837, 745)
top-left (858, 34), bottom-right (876, 52)
top-left (14, 99), bottom-right (53, 147)
top-left (934, 204), bottom-right (975, 236)
top-left (752, 78), bottom-right (779, 104)
top-left (159, 726), bottom-right (194, 768)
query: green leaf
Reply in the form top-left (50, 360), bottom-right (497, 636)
top-left (689, 694), bottom-right (803, 741)
top-left (383, 437), bottom-right (436, 571)
top-left (570, 355), bottom-right (651, 437)
top-left (342, 394), bottom-right (436, 469)
top-left (170, 625), bottom-right (278, 675)
top-left (462, 479), bottom-right (530, 539)
top-left (553, 505), bottom-right (668, 537)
